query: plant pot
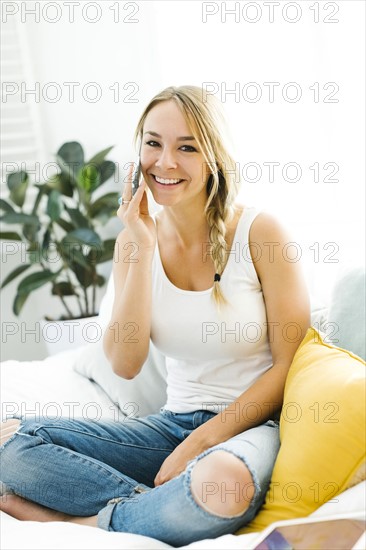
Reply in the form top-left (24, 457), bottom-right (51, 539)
top-left (40, 315), bottom-right (102, 356)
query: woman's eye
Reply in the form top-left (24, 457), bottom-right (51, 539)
top-left (180, 145), bottom-right (198, 152)
top-left (144, 141), bottom-right (197, 152)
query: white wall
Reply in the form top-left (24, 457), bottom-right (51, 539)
top-left (149, 0), bottom-right (365, 305)
top-left (1, 1), bottom-right (364, 360)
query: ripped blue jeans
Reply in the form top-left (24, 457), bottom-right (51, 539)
top-left (0, 408), bottom-right (280, 547)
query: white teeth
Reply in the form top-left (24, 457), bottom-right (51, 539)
top-left (154, 175), bottom-right (182, 185)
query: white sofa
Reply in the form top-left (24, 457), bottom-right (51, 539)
top-left (1, 267), bottom-right (365, 549)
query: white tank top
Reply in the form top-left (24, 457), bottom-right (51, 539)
top-left (150, 206), bottom-right (273, 413)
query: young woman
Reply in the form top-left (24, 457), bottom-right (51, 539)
top-left (0, 86), bottom-right (310, 546)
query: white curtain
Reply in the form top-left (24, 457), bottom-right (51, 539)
top-left (1, 13), bottom-right (46, 194)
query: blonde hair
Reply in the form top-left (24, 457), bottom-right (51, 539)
top-left (134, 85), bottom-right (240, 309)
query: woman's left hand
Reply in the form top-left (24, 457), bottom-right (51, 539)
top-left (154, 434), bottom-right (205, 486)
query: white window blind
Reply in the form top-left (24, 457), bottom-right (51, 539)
top-left (1, 14), bottom-right (46, 197)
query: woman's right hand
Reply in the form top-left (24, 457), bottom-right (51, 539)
top-left (117, 163), bottom-right (157, 251)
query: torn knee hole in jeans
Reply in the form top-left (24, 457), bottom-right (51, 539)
top-left (187, 448), bottom-right (260, 519)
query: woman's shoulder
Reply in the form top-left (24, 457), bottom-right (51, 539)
top-left (247, 210), bottom-right (295, 282)
top-left (230, 203), bottom-right (284, 238)
top-left (248, 209), bottom-right (292, 245)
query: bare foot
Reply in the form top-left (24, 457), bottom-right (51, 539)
top-left (0, 493), bottom-right (98, 527)
top-left (0, 493), bottom-right (72, 522)
top-left (0, 419), bottom-right (21, 446)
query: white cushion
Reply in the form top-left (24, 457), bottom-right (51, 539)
top-left (73, 272), bottom-right (167, 418)
top-left (327, 266), bottom-right (366, 360)
top-left (310, 480), bottom-right (366, 519)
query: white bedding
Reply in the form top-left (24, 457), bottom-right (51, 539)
top-left (1, 349), bottom-right (365, 549)
top-left (1, 485), bottom-right (365, 550)
top-left (0, 348), bottom-right (257, 548)
top-left (0, 348), bottom-right (119, 423)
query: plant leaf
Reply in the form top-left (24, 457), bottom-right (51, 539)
top-left (42, 227), bottom-right (51, 256)
top-left (64, 205), bottom-right (90, 228)
top-left (78, 164), bottom-right (100, 193)
top-left (0, 231), bottom-right (22, 240)
top-left (17, 269), bottom-right (61, 295)
top-left (0, 199), bottom-right (16, 214)
top-left (31, 186), bottom-right (46, 216)
top-left (59, 242), bottom-right (89, 269)
top-left (88, 192), bottom-right (119, 223)
top-left (0, 263), bottom-right (32, 290)
top-left (47, 190), bottom-right (63, 221)
top-left (71, 262), bottom-right (95, 288)
top-left (55, 217), bottom-right (74, 233)
top-left (94, 238), bottom-right (116, 264)
top-left (7, 171), bottom-right (29, 208)
top-left (1, 212), bottom-right (41, 242)
top-left (26, 242), bottom-right (42, 264)
top-left (61, 229), bottom-right (102, 269)
top-left (0, 212), bottom-right (40, 226)
top-left (87, 145), bottom-right (114, 166)
top-left (52, 281), bottom-right (75, 296)
top-left (13, 292), bottom-right (29, 316)
top-left (99, 160), bottom-right (116, 185)
top-left (96, 274), bottom-right (105, 286)
top-left (56, 142), bottom-right (84, 183)
top-left (22, 222), bottom-right (40, 242)
top-left (44, 173), bottom-right (74, 197)
top-left (62, 228), bottom-right (102, 248)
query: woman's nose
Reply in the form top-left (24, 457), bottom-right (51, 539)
top-left (155, 148), bottom-right (178, 170)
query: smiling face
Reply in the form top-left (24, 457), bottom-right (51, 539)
top-left (140, 100), bottom-right (209, 207)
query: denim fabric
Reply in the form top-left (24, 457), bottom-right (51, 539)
top-left (0, 409), bottom-right (279, 547)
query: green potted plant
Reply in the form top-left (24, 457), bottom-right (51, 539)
top-left (0, 141), bottom-right (119, 326)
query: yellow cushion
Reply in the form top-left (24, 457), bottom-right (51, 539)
top-left (237, 327), bottom-right (366, 534)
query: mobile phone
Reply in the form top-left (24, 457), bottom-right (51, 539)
top-left (132, 161), bottom-right (142, 196)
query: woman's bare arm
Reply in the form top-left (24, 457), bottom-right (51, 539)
top-left (103, 167), bottom-right (156, 379)
top-left (102, 228), bottom-right (155, 379)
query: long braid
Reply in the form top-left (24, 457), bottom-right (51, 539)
top-left (205, 171), bottom-right (237, 310)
